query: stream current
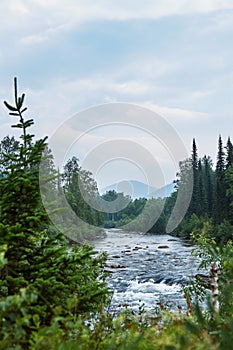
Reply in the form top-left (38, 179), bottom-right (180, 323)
top-left (94, 229), bottom-right (204, 313)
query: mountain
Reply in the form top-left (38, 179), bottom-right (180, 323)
top-left (150, 182), bottom-right (175, 199)
top-left (100, 180), bottom-right (175, 199)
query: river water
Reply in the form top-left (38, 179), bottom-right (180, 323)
top-left (94, 229), bottom-right (204, 313)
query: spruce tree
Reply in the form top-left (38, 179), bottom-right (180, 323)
top-left (226, 137), bottom-right (233, 169)
top-left (0, 135), bottom-right (19, 173)
top-left (225, 164), bottom-right (233, 224)
top-left (214, 135), bottom-right (227, 223)
top-left (203, 155), bottom-right (214, 217)
top-left (189, 138), bottom-right (199, 216)
top-left (225, 137), bottom-right (233, 223)
top-left (0, 78), bottom-right (109, 327)
top-left (196, 159), bottom-right (208, 216)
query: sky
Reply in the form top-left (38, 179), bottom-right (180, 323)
top-left (0, 0), bottom-right (233, 191)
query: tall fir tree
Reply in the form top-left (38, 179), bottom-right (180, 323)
top-left (196, 159), bottom-right (208, 217)
top-left (189, 138), bottom-right (199, 216)
top-left (203, 155), bottom-right (214, 217)
top-left (226, 137), bottom-right (233, 169)
top-left (0, 78), bottom-right (109, 330)
top-left (225, 164), bottom-right (233, 224)
top-left (214, 135), bottom-right (227, 223)
top-left (225, 137), bottom-right (233, 223)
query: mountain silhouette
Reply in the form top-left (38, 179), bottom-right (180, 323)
top-left (100, 180), bottom-right (175, 199)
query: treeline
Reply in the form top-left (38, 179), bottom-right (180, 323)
top-left (101, 190), bottom-right (167, 233)
top-left (3, 116), bottom-right (232, 243)
top-left (0, 78), bottom-right (233, 349)
top-left (0, 138), bottom-right (105, 242)
top-left (100, 136), bottom-right (233, 243)
top-left (101, 190), bottom-right (147, 227)
top-left (172, 137), bottom-right (233, 242)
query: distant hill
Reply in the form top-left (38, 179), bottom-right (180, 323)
top-left (100, 180), bottom-right (175, 199)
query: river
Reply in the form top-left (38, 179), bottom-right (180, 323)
top-left (94, 229), bottom-right (205, 313)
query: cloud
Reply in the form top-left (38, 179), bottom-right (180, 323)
top-left (7, 74), bottom-right (211, 143)
top-left (1, 0), bottom-right (233, 50)
top-left (22, 1), bottom-right (233, 24)
top-left (20, 33), bottom-right (48, 45)
top-left (0, 0), bottom-right (232, 186)
top-left (199, 10), bottom-right (233, 33)
top-left (142, 102), bottom-right (209, 122)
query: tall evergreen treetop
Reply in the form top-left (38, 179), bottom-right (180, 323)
top-left (192, 138), bottom-right (198, 172)
top-left (190, 138), bottom-right (199, 215)
top-left (214, 135), bottom-right (227, 223)
top-left (0, 78), bottom-right (109, 327)
top-left (203, 155), bottom-right (214, 217)
top-left (226, 137), bottom-right (233, 169)
top-left (216, 135), bottom-right (225, 173)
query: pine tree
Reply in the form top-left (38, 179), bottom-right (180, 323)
top-left (225, 164), bottom-right (233, 224)
top-left (203, 155), bottom-right (214, 217)
top-left (0, 78), bottom-right (109, 328)
top-left (189, 138), bottom-right (199, 216)
top-left (225, 137), bottom-right (233, 223)
top-left (226, 137), bottom-right (233, 169)
top-left (214, 135), bottom-right (227, 223)
top-left (196, 159), bottom-right (208, 216)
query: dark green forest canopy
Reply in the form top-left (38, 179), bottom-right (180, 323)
top-left (1, 131), bottom-right (233, 242)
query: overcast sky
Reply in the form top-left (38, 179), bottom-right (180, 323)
top-left (0, 0), bottom-right (233, 190)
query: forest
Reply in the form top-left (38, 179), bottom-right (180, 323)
top-left (102, 137), bottom-right (233, 245)
top-left (0, 79), bottom-right (233, 349)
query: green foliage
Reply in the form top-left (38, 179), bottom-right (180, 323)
top-left (62, 156), bottom-right (105, 239)
top-left (174, 136), bottom-right (233, 244)
top-left (0, 240), bottom-right (226, 350)
top-left (101, 191), bottom-right (167, 233)
top-left (101, 190), bottom-right (132, 223)
top-left (0, 78), bottom-right (110, 347)
top-left (185, 235), bottom-right (233, 350)
top-left (225, 164), bottom-right (233, 224)
top-left (226, 137), bottom-right (233, 169)
top-left (1, 78), bottom-right (233, 349)
top-left (40, 149), bottom-right (106, 242)
top-left (214, 136), bottom-right (227, 223)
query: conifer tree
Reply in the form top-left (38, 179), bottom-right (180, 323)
top-left (203, 155), bottom-right (214, 217)
top-left (226, 137), bottom-right (233, 169)
top-left (214, 135), bottom-right (227, 223)
top-left (225, 137), bottom-right (233, 223)
top-left (196, 159), bottom-right (208, 216)
top-left (225, 164), bottom-right (233, 223)
top-left (0, 135), bottom-right (19, 173)
top-left (0, 78), bottom-right (109, 327)
top-left (189, 138), bottom-right (199, 216)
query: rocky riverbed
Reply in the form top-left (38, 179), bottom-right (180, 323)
top-left (94, 229), bottom-right (205, 313)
